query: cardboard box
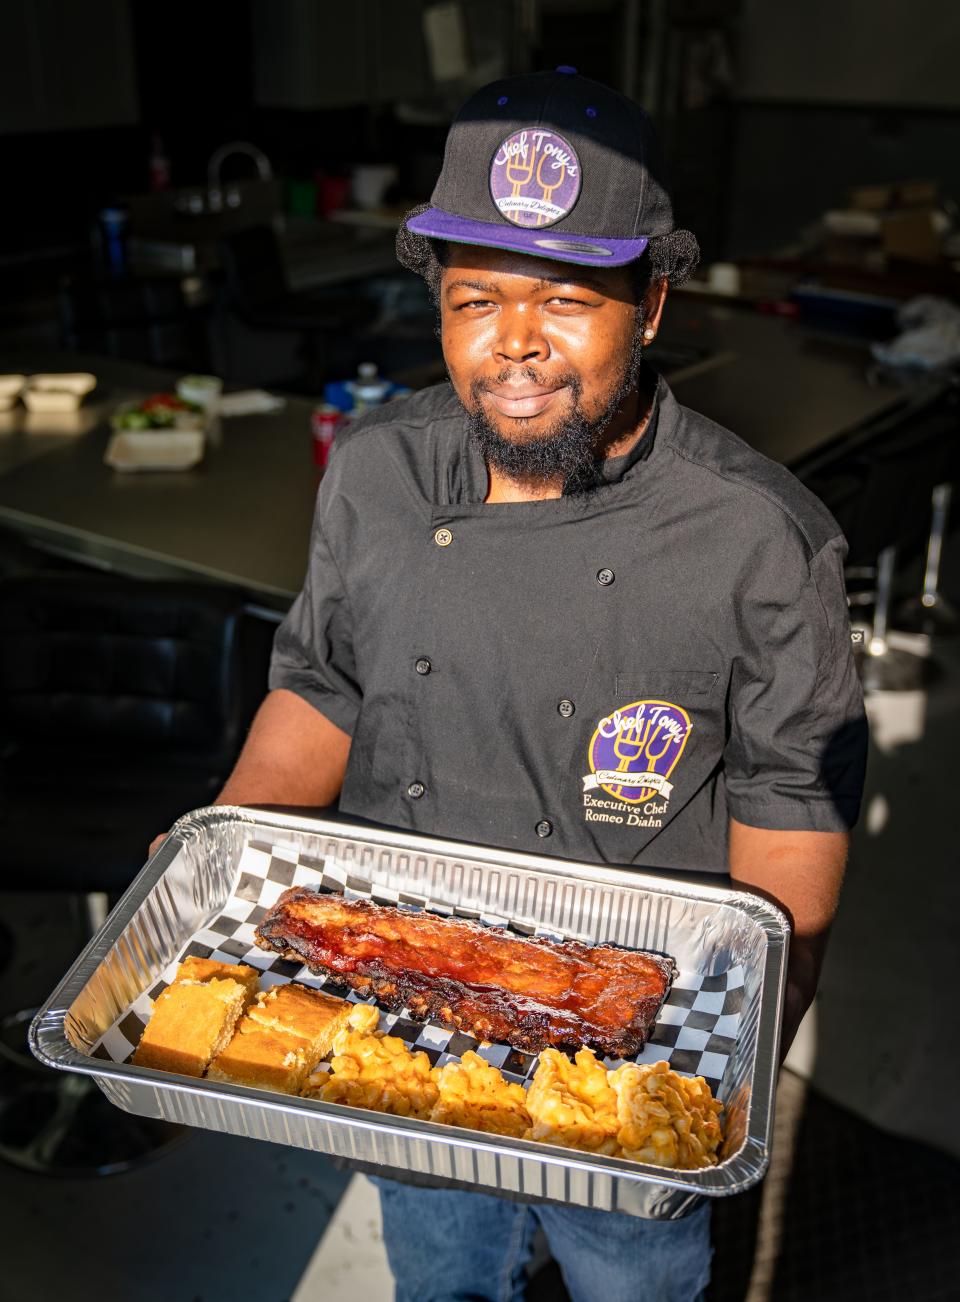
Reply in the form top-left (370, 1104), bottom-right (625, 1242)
top-left (848, 184), bottom-right (894, 212)
top-left (897, 179), bottom-right (939, 207)
top-left (881, 208), bottom-right (941, 263)
top-left (848, 179), bottom-right (939, 211)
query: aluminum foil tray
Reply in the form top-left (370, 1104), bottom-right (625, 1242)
top-left (30, 806), bottom-right (789, 1219)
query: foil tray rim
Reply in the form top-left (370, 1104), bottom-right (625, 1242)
top-left (29, 1039), bottom-right (770, 1196)
top-left (29, 804), bottom-right (788, 1201)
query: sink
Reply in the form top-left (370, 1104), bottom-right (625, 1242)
top-left (124, 180), bottom-right (283, 273)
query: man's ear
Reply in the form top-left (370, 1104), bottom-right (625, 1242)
top-left (641, 276), bottom-right (669, 339)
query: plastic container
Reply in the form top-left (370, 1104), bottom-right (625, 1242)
top-left (0, 375), bottom-right (26, 411)
top-left (22, 373), bottom-right (96, 413)
top-left (176, 374), bottom-right (223, 415)
top-left (104, 429), bottom-right (205, 472)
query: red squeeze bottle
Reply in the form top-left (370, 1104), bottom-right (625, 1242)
top-left (311, 404), bottom-right (344, 468)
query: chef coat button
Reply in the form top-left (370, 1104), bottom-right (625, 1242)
top-left (596, 567), bottom-right (615, 586)
top-left (434, 527), bottom-right (453, 547)
top-left (558, 698), bottom-right (575, 718)
top-left (407, 781), bottom-right (425, 800)
top-left (535, 819), bottom-right (553, 838)
top-left (415, 657), bottom-right (432, 675)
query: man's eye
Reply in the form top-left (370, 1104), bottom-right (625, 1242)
top-left (458, 299), bottom-right (494, 310)
top-left (548, 297), bottom-right (585, 307)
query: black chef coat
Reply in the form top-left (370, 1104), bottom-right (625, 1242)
top-left (270, 367), bottom-right (867, 875)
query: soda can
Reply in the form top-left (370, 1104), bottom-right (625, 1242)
top-left (311, 404), bottom-right (343, 468)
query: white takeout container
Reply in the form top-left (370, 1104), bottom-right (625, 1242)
top-left (23, 372), bottom-right (97, 413)
top-left (24, 410), bottom-right (95, 435)
top-left (0, 374), bottom-right (26, 409)
top-left (104, 428), bottom-right (205, 472)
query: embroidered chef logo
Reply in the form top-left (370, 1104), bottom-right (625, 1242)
top-left (489, 128), bottom-right (581, 228)
top-left (583, 700), bottom-right (691, 829)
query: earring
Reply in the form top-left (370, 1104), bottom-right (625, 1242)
top-left (643, 328), bottom-right (655, 341)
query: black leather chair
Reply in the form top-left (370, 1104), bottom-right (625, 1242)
top-left (217, 225), bottom-right (377, 390)
top-left (0, 574), bottom-right (265, 1173)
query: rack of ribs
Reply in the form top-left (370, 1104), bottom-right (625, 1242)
top-left (254, 888), bottom-right (675, 1056)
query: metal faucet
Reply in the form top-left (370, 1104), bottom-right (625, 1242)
top-left (207, 141), bottom-right (273, 187)
top-left (204, 142), bottom-right (273, 212)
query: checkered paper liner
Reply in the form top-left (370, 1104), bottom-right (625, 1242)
top-left (92, 843), bottom-right (745, 1096)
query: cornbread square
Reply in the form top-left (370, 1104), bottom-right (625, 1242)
top-left (132, 978), bottom-right (247, 1078)
top-left (206, 1023), bottom-right (312, 1094)
top-left (176, 956), bottom-right (260, 1001)
top-left (246, 983), bottom-right (350, 1056)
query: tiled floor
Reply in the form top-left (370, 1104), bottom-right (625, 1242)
top-left (1, 538), bottom-right (958, 1300)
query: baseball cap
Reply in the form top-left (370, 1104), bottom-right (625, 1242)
top-left (405, 67), bottom-right (675, 268)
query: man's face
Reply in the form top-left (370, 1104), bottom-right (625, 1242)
top-left (440, 245), bottom-right (658, 487)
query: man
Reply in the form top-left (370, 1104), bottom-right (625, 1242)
top-left (211, 70), bottom-right (866, 1302)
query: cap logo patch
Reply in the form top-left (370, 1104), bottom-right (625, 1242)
top-left (490, 128), bottom-right (581, 228)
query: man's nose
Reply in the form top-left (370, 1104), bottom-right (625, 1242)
top-left (494, 308), bottom-right (549, 364)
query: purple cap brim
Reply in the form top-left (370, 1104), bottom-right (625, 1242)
top-left (406, 207), bottom-right (649, 268)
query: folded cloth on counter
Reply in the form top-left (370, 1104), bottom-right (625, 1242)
top-left (218, 390), bottom-right (286, 417)
top-left (871, 296), bottom-right (960, 371)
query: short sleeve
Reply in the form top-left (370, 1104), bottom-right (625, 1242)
top-left (268, 488), bottom-right (361, 737)
top-left (723, 532), bottom-right (867, 831)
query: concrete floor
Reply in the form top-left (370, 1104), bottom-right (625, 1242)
top-left (815, 632), bottom-right (960, 1158)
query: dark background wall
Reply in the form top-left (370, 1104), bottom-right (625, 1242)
top-left (1, 0), bottom-right (958, 282)
top-left (725, 0), bottom-right (960, 255)
top-left (726, 104), bottom-right (960, 256)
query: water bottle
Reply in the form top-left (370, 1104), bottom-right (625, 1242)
top-left (345, 362), bottom-right (391, 414)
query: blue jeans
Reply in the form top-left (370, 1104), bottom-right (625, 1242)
top-left (372, 1177), bottom-right (712, 1302)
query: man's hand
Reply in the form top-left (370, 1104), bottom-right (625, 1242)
top-left (728, 817), bottom-right (848, 1062)
top-left (146, 689), bottom-right (352, 858)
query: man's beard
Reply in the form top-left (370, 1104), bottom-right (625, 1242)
top-left (464, 317), bottom-right (646, 495)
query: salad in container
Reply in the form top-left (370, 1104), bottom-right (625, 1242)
top-left (111, 393), bottom-right (206, 432)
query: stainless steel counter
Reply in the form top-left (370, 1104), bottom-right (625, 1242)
top-left (657, 296), bottom-right (910, 466)
top-left (0, 394), bottom-right (105, 474)
top-left (0, 353), bottom-right (319, 607)
top-left (0, 309), bottom-right (914, 608)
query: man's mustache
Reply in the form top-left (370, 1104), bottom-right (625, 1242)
top-left (471, 367), bottom-right (583, 398)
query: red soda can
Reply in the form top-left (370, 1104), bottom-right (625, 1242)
top-left (311, 404), bottom-right (343, 468)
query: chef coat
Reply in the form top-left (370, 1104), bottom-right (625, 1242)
top-left (270, 366), bottom-right (867, 875)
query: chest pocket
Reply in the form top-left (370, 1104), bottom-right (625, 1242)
top-left (615, 670), bottom-right (720, 703)
top-left (565, 668), bottom-right (723, 837)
